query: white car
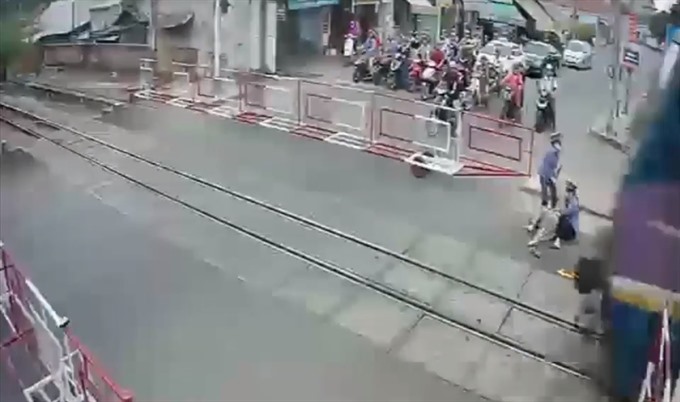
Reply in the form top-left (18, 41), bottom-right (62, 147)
top-left (563, 40), bottom-right (593, 69)
top-left (476, 40), bottom-right (525, 74)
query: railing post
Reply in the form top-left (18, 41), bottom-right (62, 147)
top-left (297, 79), bottom-right (302, 125)
top-left (369, 92), bottom-right (376, 145)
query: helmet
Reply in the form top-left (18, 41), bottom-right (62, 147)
top-left (550, 131), bottom-right (562, 144)
top-left (566, 180), bottom-right (577, 192)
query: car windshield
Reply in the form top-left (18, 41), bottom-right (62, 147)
top-left (480, 43), bottom-right (512, 57)
top-left (567, 41), bottom-right (587, 52)
top-left (524, 42), bottom-right (550, 56)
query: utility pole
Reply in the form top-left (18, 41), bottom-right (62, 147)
top-left (150, 0), bottom-right (157, 51)
top-left (213, 0), bottom-right (221, 77)
top-left (606, 0), bottom-right (623, 136)
top-left (151, 0), bottom-right (171, 81)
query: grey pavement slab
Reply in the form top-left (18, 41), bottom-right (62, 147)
top-left (435, 284), bottom-right (513, 334)
top-left (498, 309), bottom-right (600, 373)
top-left (333, 291), bottom-right (423, 348)
top-left (464, 249), bottom-right (533, 299)
top-left (396, 316), bottom-right (490, 389)
top-left (518, 269), bottom-right (582, 323)
top-left (1, 145), bottom-right (490, 402)
top-left (405, 233), bottom-right (475, 277)
top-left (380, 262), bottom-right (450, 305)
top-left (273, 265), bottom-right (360, 317)
top-left (467, 342), bottom-right (599, 402)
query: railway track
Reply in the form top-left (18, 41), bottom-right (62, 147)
top-left (0, 101), bottom-right (601, 385)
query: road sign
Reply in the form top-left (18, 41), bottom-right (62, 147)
top-left (622, 44), bottom-right (640, 70)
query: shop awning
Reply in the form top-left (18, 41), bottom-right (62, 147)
top-left (406, 0), bottom-right (439, 16)
top-left (159, 11), bottom-right (194, 30)
top-left (353, 0), bottom-right (380, 6)
top-left (514, 0), bottom-right (554, 31)
top-left (480, 0), bottom-right (526, 27)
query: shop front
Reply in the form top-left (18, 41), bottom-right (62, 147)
top-left (351, 0), bottom-right (381, 40)
top-left (283, 0), bottom-right (340, 57)
top-left (405, 0), bottom-right (439, 41)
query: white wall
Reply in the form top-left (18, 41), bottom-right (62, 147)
top-left (221, 0), bottom-right (268, 70)
top-left (264, 0), bottom-right (278, 72)
top-left (158, 0), bottom-right (213, 65)
top-left (151, 0), bottom-right (268, 71)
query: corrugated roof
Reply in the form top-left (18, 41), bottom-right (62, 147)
top-left (540, 1), bottom-right (569, 23)
top-left (542, 0), bottom-right (612, 15)
top-left (33, 0), bottom-right (123, 40)
top-left (514, 0), bottom-right (554, 30)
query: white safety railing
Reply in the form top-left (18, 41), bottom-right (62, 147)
top-left (133, 65), bottom-right (535, 177)
top-left (638, 306), bottom-right (674, 402)
top-left (0, 243), bottom-right (133, 402)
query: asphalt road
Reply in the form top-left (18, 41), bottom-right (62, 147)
top-left (2, 91), bottom-right (588, 272)
top-left (0, 121), bottom-right (606, 401)
top-left (0, 141), bottom-right (492, 402)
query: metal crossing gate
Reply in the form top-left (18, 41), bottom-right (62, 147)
top-left (135, 62), bottom-right (537, 177)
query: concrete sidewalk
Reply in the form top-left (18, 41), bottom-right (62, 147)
top-left (519, 175), bottom-right (615, 220)
top-left (588, 113), bottom-right (634, 155)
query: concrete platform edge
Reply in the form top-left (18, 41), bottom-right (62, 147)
top-left (9, 79), bottom-right (125, 108)
top-left (519, 176), bottom-right (614, 221)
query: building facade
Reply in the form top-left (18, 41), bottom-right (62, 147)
top-left (151, 0), bottom-right (459, 74)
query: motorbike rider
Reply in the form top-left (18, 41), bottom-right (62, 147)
top-left (422, 43), bottom-right (446, 97)
top-left (501, 63), bottom-right (525, 122)
top-left (362, 30), bottom-right (380, 70)
top-left (429, 43), bottom-right (446, 66)
top-left (473, 57), bottom-right (491, 105)
top-left (442, 61), bottom-right (462, 94)
top-left (539, 64), bottom-right (558, 128)
top-left (444, 33), bottom-right (459, 60)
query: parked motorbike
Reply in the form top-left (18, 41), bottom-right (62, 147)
top-left (373, 54), bottom-right (393, 86)
top-left (352, 55), bottom-right (382, 85)
top-left (343, 34), bottom-right (356, 59)
top-left (499, 85), bottom-right (519, 122)
top-left (408, 57), bottom-right (426, 92)
top-left (386, 52), bottom-right (406, 90)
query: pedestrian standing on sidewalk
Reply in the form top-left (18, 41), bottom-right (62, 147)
top-left (526, 132), bottom-right (562, 232)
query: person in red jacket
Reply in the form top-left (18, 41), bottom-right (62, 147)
top-left (430, 46), bottom-right (445, 67)
top-left (501, 63), bottom-right (525, 121)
